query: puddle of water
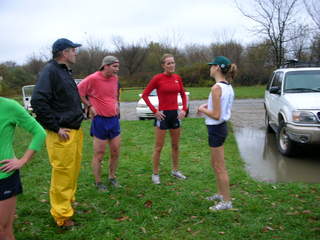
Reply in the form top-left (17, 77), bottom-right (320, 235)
top-left (234, 127), bottom-right (320, 183)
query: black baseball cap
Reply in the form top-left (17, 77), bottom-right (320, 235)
top-left (52, 38), bottom-right (82, 53)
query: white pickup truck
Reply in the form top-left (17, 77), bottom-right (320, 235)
top-left (22, 85), bottom-right (35, 112)
top-left (22, 79), bottom-right (83, 113)
top-left (264, 63), bottom-right (320, 156)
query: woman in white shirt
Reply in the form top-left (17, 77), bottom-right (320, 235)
top-left (198, 56), bottom-right (237, 211)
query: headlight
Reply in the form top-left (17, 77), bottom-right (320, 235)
top-left (292, 111), bottom-right (317, 123)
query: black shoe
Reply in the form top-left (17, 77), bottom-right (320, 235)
top-left (95, 182), bottom-right (108, 192)
top-left (109, 178), bottom-right (122, 188)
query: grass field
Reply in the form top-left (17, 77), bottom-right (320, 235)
top-left (13, 85), bottom-right (265, 104)
top-left (120, 85), bottom-right (265, 102)
top-left (12, 118), bottom-right (320, 239)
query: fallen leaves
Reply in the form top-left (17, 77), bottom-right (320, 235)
top-left (286, 210), bottom-right (312, 215)
top-left (140, 227), bottom-right (147, 234)
top-left (83, 209), bottom-right (92, 214)
top-left (193, 219), bottom-right (205, 226)
top-left (144, 200), bottom-right (153, 208)
top-left (115, 216), bottom-right (130, 222)
top-left (186, 227), bottom-right (201, 236)
top-left (137, 193), bottom-right (145, 198)
top-left (262, 226), bottom-right (274, 232)
top-left (302, 210), bottom-right (312, 214)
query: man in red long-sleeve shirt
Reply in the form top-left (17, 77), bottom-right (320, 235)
top-left (142, 53), bottom-right (188, 185)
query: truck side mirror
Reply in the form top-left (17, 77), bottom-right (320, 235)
top-left (269, 86), bottom-right (281, 94)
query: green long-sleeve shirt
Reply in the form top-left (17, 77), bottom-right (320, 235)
top-left (0, 97), bottom-right (46, 180)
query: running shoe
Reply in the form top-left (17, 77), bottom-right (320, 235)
top-left (171, 170), bottom-right (187, 179)
top-left (95, 182), bottom-right (108, 192)
top-left (109, 178), bottom-right (122, 188)
top-left (209, 201), bottom-right (233, 211)
top-left (206, 194), bottom-right (224, 201)
top-left (60, 219), bottom-right (76, 229)
top-left (152, 174), bottom-right (160, 184)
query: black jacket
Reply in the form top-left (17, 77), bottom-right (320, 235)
top-left (31, 60), bottom-right (84, 132)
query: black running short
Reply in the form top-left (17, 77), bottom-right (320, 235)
top-left (154, 110), bottom-right (180, 130)
top-left (0, 170), bottom-right (23, 201)
top-left (207, 122), bottom-right (228, 147)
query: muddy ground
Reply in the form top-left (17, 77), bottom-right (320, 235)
top-left (120, 99), bottom-right (320, 183)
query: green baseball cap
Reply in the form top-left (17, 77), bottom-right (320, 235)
top-left (208, 56), bottom-right (231, 69)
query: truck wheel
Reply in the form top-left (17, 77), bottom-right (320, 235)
top-left (265, 111), bottom-right (273, 133)
top-left (277, 121), bottom-right (295, 156)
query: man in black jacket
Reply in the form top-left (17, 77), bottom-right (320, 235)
top-left (31, 38), bottom-right (83, 228)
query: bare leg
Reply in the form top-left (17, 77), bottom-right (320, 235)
top-left (152, 127), bottom-right (166, 175)
top-left (211, 146), bottom-right (231, 201)
top-left (0, 196), bottom-right (17, 240)
top-left (108, 135), bottom-right (121, 179)
top-left (92, 137), bottom-right (108, 183)
top-left (169, 128), bottom-right (180, 171)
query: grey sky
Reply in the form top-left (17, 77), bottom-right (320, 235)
top-left (0, 0), bottom-right (256, 64)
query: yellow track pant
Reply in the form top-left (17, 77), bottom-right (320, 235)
top-left (46, 129), bottom-right (83, 226)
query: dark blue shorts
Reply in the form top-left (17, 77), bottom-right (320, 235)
top-left (154, 110), bottom-right (180, 130)
top-left (0, 170), bottom-right (23, 201)
top-left (207, 122), bottom-right (228, 147)
top-left (90, 115), bottom-right (120, 140)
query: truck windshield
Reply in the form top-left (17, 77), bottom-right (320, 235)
top-left (22, 85), bottom-right (35, 97)
top-left (284, 70), bottom-right (320, 93)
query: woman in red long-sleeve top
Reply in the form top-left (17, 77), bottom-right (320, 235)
top-left (142, 53), bottom-right (188, 185)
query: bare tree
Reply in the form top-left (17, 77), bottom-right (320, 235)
top-left (286, 24), bottom-right (310, 61)
top-left (73, 37), bottom-right (109, 77)
top-left (310, 35), bottom-right (320, 62)
top-left (210, 29), bottom-right (237, 44)
top-left (241, 41), bottom-right (274, 85)
top-left (303, 0), bottom-right (320, 30)
top-left (235, 0), bottom-right (306, 67)
top-left (183, 44), bottom-right (211, 65)
top-left (303, 0), bottom-right (320, 61)
top-left (24, 53), bottom-right (46, 75)
top-left (112, 36), bottom-right (149, 76)
top-left (157, 30), bottom-right (186, 66)
top-left (158, 30), bottom-right (184, 53)
top-left (209, 41), bottom-right (244, 65)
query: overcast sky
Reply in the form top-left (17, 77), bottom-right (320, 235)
top-left (0, 0), bottom-right (257, 65)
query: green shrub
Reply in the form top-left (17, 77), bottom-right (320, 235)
top-left (0, 65), bottom-right (36, 94)
top-left (177, 63), bottom-right (209, 87)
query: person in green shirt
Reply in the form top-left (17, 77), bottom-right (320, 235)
top-left (0, 97), bottom-right (46, 240)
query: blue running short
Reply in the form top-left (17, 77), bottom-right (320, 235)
top-left (90, 115), bottom-right (120, 140)
top-left (207, 122), bottom-right (228, 147)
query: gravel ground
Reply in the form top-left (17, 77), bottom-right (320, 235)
top-left (120, 99), bottom-right (265, 128)
top-left (230, 99), bottom-right (265, 129)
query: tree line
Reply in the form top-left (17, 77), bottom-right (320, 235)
top-left (0, 0), bottom-right (319, 95)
